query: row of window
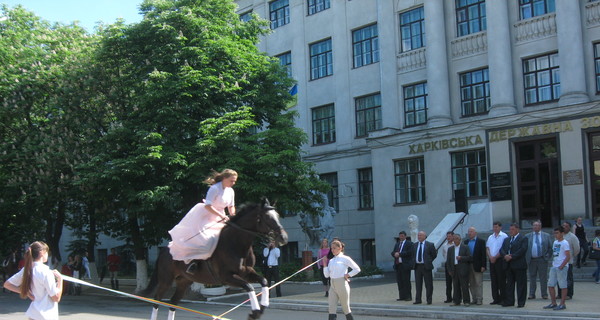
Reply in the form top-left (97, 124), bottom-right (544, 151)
top-left (309, 50), bottom-right (566, 145)
top-left (267, 0), bottom-right (556, 36)
top-left (319, 148), bottom-right (487, 211)
top-left (261, 0), bottom-right (561, 83)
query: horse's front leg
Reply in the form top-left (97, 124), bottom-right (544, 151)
top-left (227, 274), bottom-right (265, 320)
top-left (244, 271), bottom-right (270, 309)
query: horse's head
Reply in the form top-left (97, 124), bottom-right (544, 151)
top-left (256, 198), bottom-right (288, 246)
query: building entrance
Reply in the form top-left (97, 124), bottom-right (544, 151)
top-left (589, 132), bottom-right (600, 224)
top-left (515, 138), bottom-right (561, 227)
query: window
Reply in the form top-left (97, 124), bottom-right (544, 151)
top-left (353, 24), bottom-right (379, 68)
top-left (394, 157), bottom-right (426, 204)
top-left (310, 39), bottom-right (333, 80)
top-left (270, 0), bottom-right (290, 29)
top-left (451, 149), bottom-right (487, 198)
top-left (276, 52), bottom-right (292, 78)
top-left (320, 172), bottom-right (339, 211)
top-left (400, 7), bottom-right (425, 52)
top-left (594, 42), bottom-right (600, 93)
top-left (239, 11), bottom-right (252, 22)
top-left (280, 241), bottom-right (298, 263)
top-left (460, 68), bottom-right (490, 116)
top-left (403, 82), bottom-right (428, 127)
top-left (358, 168), bottom-right (374, 209)
top-left (308, 0), bottom-right (330, 15)
top-left (456, 0), bottom-right (486, 37)
top-left (355, 93), bottom-right (382, 137)
top-left (361, 239), bottom-right (376, 266)
top-left (312, 104), bottom-right (335, 145)
top-left (523, 53), bottom-right (560, 105)
top-left (519, 0), bottom-right (555, 19)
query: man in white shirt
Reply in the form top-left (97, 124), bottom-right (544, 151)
top-left (263, 241), bottom-right (282, 297)
top-left (486, 221), bottom-right (508, 305)
top-left (558, 221), bottom-right (580, 300)
top-left (544, 226), bottom-right (570, 311)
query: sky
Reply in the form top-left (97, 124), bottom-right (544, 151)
top-left (1, 0), bottom-right (143, 32)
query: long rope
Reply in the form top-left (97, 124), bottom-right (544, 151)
top-left (61, 275), bottom-right (231, 320)
top-left (214, 257), bottom-right (324, 320)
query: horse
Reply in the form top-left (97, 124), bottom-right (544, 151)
top-left (1, 250), bottom-right (19, 292)
top-left (142, 198), bottom-right (288, 320)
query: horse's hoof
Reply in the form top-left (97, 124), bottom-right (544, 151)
top-left (260, 305), bottom-right (267, 313)
top-left (248, 309), bottom-right (262, 319)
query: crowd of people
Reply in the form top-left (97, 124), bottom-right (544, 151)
top-left (391, 219), bottom-right (600, 312)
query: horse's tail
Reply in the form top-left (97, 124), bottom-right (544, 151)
top-left (140, 247), bottom-right (168, 297)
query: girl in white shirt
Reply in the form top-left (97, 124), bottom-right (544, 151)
top-left (4, 241), bottom-right (63, 320)
top-left (323, 240), bottom-right (361, 320)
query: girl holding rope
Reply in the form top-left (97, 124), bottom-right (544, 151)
top-left (324, 240), bottom-right (360, 320)
top-left (3, 241), bottom-right (63, 320)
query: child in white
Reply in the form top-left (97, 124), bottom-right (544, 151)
top-left (545, 227), bottom-right (570, 311)
top-left (3, 241), bottom-right (63, 320)
top-left (323, 240), bottom-right (360, 320)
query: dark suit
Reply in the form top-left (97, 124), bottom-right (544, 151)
top-left (391, 240), bottom-right (413, 300)
top-left (464, 237), bottom-right (487, 304)
top-left (500, 234), bottom-right (528, 307)
top-left (413, 241), bottom-right (437, 304)
top-left (525, 231), bottom-right (552, 298)
top-left (447, 244), bottom-right (472, 305)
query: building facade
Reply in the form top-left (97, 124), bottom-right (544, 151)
top-left (234, 0), bottom-right (600, 270)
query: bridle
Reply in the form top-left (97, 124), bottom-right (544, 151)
top-left (225, 206), bottom-right (282, 242)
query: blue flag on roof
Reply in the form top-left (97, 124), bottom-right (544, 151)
top-left (289, 84), bottom-right (298, 96)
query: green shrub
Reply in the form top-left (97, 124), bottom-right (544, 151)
top-left (358, 264), bottom-right (383, 277)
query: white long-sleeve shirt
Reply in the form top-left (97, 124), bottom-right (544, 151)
top-left (324, 253), bottom-right (361, 279)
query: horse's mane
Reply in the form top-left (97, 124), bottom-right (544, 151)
top-left (229, 201), bottom-right (275, 223)
top-left (229, 202), bottom-right (261, 223)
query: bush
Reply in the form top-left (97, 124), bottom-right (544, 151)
top-left (358, 264), bottom-right (383, 277)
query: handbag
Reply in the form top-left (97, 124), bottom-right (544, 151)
top-left (590, 239), bottom-right (600, 260)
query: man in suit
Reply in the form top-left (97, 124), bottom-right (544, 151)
top-left (464, 227), bottom-right (486, 305)
top-left (391, 231), bottom-right (413, 301)
top-left (486, 221), bottom-right (508, 305)
top-left (525, 220), bottom-right (552, 299)
top-left (447, 233), bottom-right (472, 306)
top-left (413, 231), bottom-right (437, 305)
top-left (500, 223), bottom-right (528, 308)
top-left (441, 231), bottom-right (455, 303)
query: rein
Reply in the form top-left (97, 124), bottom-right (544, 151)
top-left (225, 220), bottom-right (268, 240)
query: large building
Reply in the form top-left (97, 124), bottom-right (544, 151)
top-left (234, 0), bottom-right (600, 269)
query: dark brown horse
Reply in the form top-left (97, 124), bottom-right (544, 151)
top-left (142, 199), bottom-right (287, 320)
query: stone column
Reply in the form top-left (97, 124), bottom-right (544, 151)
top-left (424, 0), bottom-right (452, 127)
top-left (486, 0), bottom-right (517, 116)
top-left (556, 0), bottom-right (589, 106)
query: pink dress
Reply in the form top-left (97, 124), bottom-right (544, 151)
top-left (168, 182), bottom-right (235, 263)
top-left (318, 248), bottom-right (330, 268)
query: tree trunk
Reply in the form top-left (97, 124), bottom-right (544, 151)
top-left (128, 212), bottom-right (148, 292)
top-left (45, 200), bottom-right (65, 265)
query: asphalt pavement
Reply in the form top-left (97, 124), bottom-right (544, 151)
top-left (2, 272), bottom-right (599, 320)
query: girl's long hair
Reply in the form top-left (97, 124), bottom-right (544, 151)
top-left (203, 169), bottom-right (238, 185)
top-left (19, 241), bottom-right (49, 299)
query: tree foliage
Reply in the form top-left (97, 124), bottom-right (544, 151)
top-left (0, 0), bottom-right (328, 266)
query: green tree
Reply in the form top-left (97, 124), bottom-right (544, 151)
top-left (0, 5), bottom-right (100, 260)
top-left (85, 0), bottom-right (327, 289)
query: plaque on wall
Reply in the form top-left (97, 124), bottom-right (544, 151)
top-left (490, 186), bottom-right (512, 201)
top-left (490, 172), bottom-right (511, 187)
top-left (563, 169), bottom-right (583, 186)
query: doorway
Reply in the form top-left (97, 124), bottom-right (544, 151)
top-left (515, 138), bottom-right (561, 227)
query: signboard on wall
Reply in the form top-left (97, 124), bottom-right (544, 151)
top-left (563, 169), bottom-right (583, 186)
top-left (489, 172), bottom-right (512, 201)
